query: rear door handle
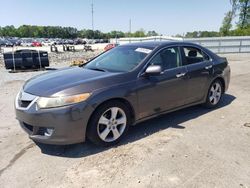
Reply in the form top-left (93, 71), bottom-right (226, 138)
top-left (205, 65), bottom-right (213, 70)
top-left (176, 72), bottom-right (186, 78)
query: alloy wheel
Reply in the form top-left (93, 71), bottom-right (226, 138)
top-left (97, 107), bottom-right (127, 142)
top-left (209, 82), bottom-right (222, 105)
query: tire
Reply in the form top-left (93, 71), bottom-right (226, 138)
top-left (204, 79), bottom-right (223, 108)
top-left (87, 101), bottom-right (131, 146)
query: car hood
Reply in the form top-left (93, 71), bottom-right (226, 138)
top-left (23, 67), bottom-right (125, 97)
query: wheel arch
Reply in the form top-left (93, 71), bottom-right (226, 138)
top-left (212, 76), bottom-right (226, 93)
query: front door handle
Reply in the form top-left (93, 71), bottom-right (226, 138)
top-left (176, 72), bottom-right (186, 78)
top-left (205, 65), bottom-right (213, 70)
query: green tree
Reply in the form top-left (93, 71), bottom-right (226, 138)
top-left (238, 0), bottom-right (250, 29)
top-left (184, 31), bottom-right (220, 38)
top-left (132, 29), bottom-right (146, 37)
top-left (185, 31), bottom-right (199, 38)
top-left (0, 25), bottom-right (162, 39)
top-left (220, 0), bottom-right (238, 36)
top-left (147, 30), bottom-right (158, 36)
top-left (17, 25), bottom-right (31, 37)
top-left (107, 31), bottom-right (125, 38)
top-left (230, 26), bottom-right (250, 35)
top-left (1, 25), bottom-right (16, 37)
top-left (220, 11), bottom-right (234, 35)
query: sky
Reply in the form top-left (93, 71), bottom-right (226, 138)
top-left (0, 0), bottom-right (232, 35)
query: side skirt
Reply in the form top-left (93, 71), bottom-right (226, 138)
top-left (133, 100), bottom-right (205, 125)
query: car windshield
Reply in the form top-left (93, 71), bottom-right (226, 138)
top-left (85, 46), bottom-right (153, 72)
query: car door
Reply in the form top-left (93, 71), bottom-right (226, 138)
top-left (136, 46), bottom-right (189, 119)
top-left (181, 46), bottom-right (213, 103)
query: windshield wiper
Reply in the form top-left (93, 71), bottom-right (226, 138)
top-left (87, 67), bottom-right (107, 72)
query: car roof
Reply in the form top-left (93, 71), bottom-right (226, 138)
top-left (120, 41), bottom-right (199, 49)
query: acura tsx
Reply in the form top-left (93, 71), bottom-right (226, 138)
top-left (15, 41), bottom-right (230, 146)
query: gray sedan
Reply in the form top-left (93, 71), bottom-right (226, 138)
top-left (15, 41), bottom-right (230, 146)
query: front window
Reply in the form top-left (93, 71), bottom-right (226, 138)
top-left (150, 47), bottom-right (181, 70)
top-left (85, 46), bottom-right (152, 72)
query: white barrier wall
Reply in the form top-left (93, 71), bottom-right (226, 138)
top-left (112, 36), bottom-right (250, 53)
top-left (185, 36), bottom-right (250, 53)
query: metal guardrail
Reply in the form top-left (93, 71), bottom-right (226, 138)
top-left (184, 36), bottom-right (250, 53)
top-left (113, 36), bottom-right (250, 54)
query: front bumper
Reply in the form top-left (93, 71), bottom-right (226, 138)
top-left (15, 95), bottom-right (94, 145)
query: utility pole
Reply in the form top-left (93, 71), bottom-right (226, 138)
top-left (129, 19), bottom-right (132, 36)
top-left (91, 1), bottom-right (94, 31)
top-left (91, 0), bottom-right (94, 39)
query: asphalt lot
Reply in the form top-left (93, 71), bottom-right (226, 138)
top-left (0, 53), bottom-right (249, 188)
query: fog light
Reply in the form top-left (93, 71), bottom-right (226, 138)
top-left (44, 128), bottom-right (54, 137)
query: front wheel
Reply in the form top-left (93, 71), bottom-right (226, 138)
top-left (87, 101), bottom-right (131, 146)
top-left (204, 80), bottom-right (223, 108)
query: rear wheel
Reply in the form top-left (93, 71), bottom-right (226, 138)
top-left (204, 80), bottom-right (223, 108)
top-left (87, 101), bottom-right (131, 146)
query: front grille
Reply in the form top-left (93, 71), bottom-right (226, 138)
top-left (16, 91), bottom-right (37, 109)
top-left (18, 100), bottom-right (32, 108)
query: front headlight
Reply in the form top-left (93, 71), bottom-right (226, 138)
top-left (37, 93), bottom-right (91, 109)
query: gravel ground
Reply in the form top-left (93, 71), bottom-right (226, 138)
top-left (0, 53), bottom-right (250, 188)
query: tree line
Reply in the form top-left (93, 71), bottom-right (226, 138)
top-left (220, 0), bottom-right (250, 35)
top-left (0, 25), bottom-right (158, 39)
top-left (182, 0), bottom-right (250, 38)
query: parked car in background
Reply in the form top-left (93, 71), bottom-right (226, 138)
top-left (15, 41), bottom-right (230, 146)
top-left (42, 40), bottom-right (55, 46)
top-left (104, 43), bottom-right (119, 51)
top-left (32, 41), bottom-right (42, 47)
top-left (87, 39), bottom-right (96, 44)
top-left (100, 39), bottom-right (109, 43)
top-left (66, 39), bottom-right (74, 45)
top-left (0, 39), bottom-right (14, 47)
top-left (74, 38), bottom-right (87, 45)
top-left (0, 39), bottom-right (5, 46)
top-left (21, 39), bottom-right (33, 47)
top-left (0, 39), bottom-right (6, 46)
top-left (94, 39), bottom-right (101, 44)
top-left (5, 39), bottom-right (14, 47)
top-left (54, 39), bottom-right (63, 45)
top-left (7, 38), bottom-right (21, 46)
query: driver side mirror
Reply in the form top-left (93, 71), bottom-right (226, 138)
top-left (144, 65), bottom-right (162, 76)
